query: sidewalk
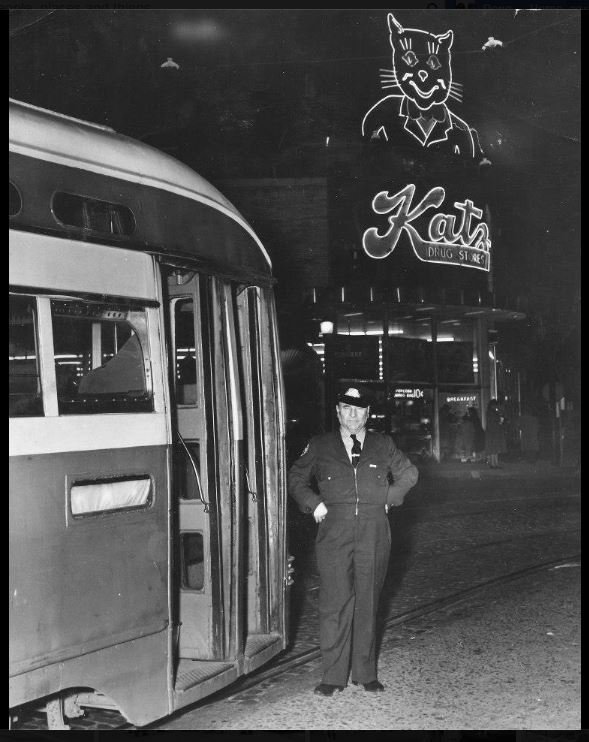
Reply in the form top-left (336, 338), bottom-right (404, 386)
top-left (419, 459), bottom-right (580, 481)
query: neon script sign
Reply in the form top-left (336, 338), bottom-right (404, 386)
top-left (362, 184), bottom-right (491, 272)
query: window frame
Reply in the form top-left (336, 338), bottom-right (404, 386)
top-left (68, 473), bottom-right (154, 520)
top-left (50, 297), bottom-right (154, 416)
top-left (10, 289), bottom-right (159, 419)
top-left (9, 181), bottom-right (22, 218)
top-left (9, 293), bottom-right (44, 418)
top-left (51, 190), bottom-right (136, 237)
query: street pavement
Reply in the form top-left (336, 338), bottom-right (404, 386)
top-left (157, 562), bottom-right (580, 730)
top-left (155, 463), bottom-right (580, 730)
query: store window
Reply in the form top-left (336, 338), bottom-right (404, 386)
top-left (436, 317), bottom-right (477, 384)
top-left (52, 299), bottom-right (152, 414)
top-left (386, 317), bottom-right (433, 383)
top-left (389, 386), bottom-right (434, 458)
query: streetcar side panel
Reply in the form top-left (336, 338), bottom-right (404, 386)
top-left (9, 232), bottom-right (173, 726)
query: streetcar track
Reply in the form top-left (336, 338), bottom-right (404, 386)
top-left (214, 553), bottom-right (582, 694)
top-left (409, 528), bottom-right (581, 558)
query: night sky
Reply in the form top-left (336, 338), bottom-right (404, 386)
top-left (8, 8), bottom-right (581, 395)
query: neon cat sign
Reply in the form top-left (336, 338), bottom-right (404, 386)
top-left (362, 183), bottom-right (491, 272)
top-left (361, 13), bottom-right (479, 157)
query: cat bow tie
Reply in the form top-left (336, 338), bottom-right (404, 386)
top-left (404, 99), bottom-right (447, 123)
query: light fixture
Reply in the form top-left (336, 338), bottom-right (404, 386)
top-left (160, 57), bottom-right (180, 70)
top-left (320, 321), bottom-right (334, 335)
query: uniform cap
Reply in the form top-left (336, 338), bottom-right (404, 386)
top-left (337, 386), bottom-right (371, 408)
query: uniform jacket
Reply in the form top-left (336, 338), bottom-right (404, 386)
top-left (288, 430), bottom-right (418, 517)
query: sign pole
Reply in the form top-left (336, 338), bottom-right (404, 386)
top-left (432, 315), bottom-right (440, 462)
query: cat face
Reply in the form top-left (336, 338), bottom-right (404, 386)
top-left (388, 13), bottom-right (453, 111)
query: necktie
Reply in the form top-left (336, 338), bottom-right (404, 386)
top-left (405, 98), bottom-right (447, 123)
top-left (350, 434), bottom-right (362, 467)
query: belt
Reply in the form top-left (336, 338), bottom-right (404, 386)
top-left (324, 502), bottom-right (386, 519)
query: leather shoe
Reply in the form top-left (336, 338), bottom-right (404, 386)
top-left (352, 680), bottom-right (385, 692)
top-left (314, 683), bottom-right (344, 696)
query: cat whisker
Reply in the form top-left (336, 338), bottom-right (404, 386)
top-left (381, 83), bottom-right (400, 90)
top-left (448, 92), bottom-right (463, 103)
top-left (450, 82), bottom-right (463, 90)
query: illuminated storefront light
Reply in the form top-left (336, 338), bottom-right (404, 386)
top-left (307, 342), bottom-right (326, 373)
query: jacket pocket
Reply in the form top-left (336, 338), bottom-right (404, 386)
top-left (317, 474), bottom-right (347, 501)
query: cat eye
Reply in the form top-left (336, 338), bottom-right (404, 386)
top-left (401, 50), bottom-right (418, 68)
top-left (426, 54), bottom-right (441, 71)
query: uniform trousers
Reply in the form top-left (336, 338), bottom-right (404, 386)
top-left (315, 513), bottom-right (391, 686)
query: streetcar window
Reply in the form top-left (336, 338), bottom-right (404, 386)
top-left (181, 532), bottom-right (204, 590)
top-left (9, 181), bottom-right (22, 217)
top-left (52, 192), bottom-right (136, 236)
top-left (9, 295), bottom-right (43, 417)
top-left (174, 298), bottom-right (198, 406)
top-left (51, 300), bottom-right (153, 414)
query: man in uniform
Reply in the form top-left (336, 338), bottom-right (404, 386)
top-left (288, 386), bottom-right (418, 696)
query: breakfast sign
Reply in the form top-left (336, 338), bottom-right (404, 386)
top-left (362, 183), bottom-right (491, 272)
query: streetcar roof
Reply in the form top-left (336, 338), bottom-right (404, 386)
top-left (9, 98), bottom-right (272, 270)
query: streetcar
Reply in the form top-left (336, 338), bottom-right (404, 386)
top-left (9, 98), bottom-right (292, 728)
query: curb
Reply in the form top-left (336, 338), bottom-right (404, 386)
top-left (418, 464), bottom-right (580, 481)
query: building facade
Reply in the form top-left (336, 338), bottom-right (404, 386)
top-left (222, 13), bottom-right (530, 462)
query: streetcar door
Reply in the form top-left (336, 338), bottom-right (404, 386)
top-left (166, 270), bottom-right (242, 663)
top-left (234, 286), bottom-right (286, 671)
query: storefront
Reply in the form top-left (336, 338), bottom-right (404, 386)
top-left (301, 12), bottom-right (527, 460)
top-left (306, 285), bottom-right (524, 460)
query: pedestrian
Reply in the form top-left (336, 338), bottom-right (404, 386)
top-left (455, 411), bottom-right (475, 462)
top-left (288, 385), bottom-right (419, 696)
top-left (468, 407), bottom-right (485, 462)
top-left (515, 405), bottom-right (540, 463)
top-left (439, 403), bottom-right (457, 461)
top-left (485, 398), bottom-right (506, 469)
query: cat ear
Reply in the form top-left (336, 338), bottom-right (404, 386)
top-left (437, 29), bottom-right (454, 50)
top-left (388, 13), bottom-right (404, 36)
